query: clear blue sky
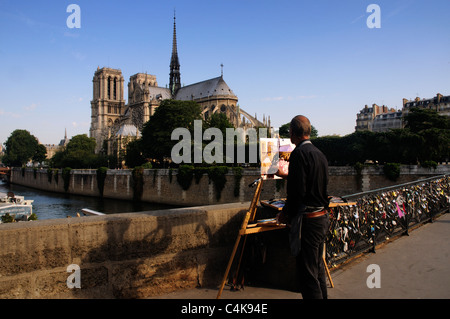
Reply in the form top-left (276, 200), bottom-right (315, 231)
top-left (1, 0), bottom-right (449, 145)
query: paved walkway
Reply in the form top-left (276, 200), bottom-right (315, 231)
top-left (153, 212), bottom-right (450, 299)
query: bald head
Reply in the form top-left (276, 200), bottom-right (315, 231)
top-left (290, 115), bottom-right (311, 139)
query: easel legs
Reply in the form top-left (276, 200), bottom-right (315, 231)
top-left (323, 243), bottom-right (334, 288)
top-left (323, 255), bottom-right (334, 288)
top-left (217, 235), bottom-right (334, 298)
top-left (217, 233), bottom-right (243, 299)
top-left (217, 178), bottom-right (263, 299)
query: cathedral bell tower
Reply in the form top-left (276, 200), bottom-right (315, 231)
top-left (90, 67), bottom-right (126, 153)
top-left (169, 12), bottom-right (181, 96)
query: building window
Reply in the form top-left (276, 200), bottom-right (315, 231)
top-left (108, 77), bottom-right (111, 99)
top-left (113, 78), bottom-right (117, 100)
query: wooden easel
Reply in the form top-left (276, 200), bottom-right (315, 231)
top-left (217, 177), bottom-right (268, 299)
top-left (216, 179), bottom-right (354, 298)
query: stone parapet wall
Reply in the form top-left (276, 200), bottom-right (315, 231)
top-left (0, 203), bottom-right (248, 298)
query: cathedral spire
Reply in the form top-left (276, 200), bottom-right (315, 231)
top-left (169, 10), bottom-right (181, 96)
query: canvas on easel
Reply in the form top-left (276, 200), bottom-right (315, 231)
top-left (259, 138), bottom-right (295, 179)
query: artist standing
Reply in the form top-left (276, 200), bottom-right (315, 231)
top-left (276, 115), bottom-right (330, 299)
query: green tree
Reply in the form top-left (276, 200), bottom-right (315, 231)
top-left (141, 99), bottom-right (202, 163)
top-left (50, 150), bottom-right (65, 168)
top-left (65, 134), bottom-right (96, 154)
top-left (205, 112), bottom-right (234, 135)
top-left (376, 129), bottom-right (423, 164)
top-left (279, 123), bottom-right (290, 138)
top-left (278, 122), bottom-right (318, 139)
top-left (125, 139), bottom-right (146, 168)
top-left (310, 125), bottom-right (319, 139)
top-left (404, 108), bottom-right (450, 163)
top-left (51, 134), bottom-right (98, 168)
top-left (3, 129), bottom-right (40, 167)
top-left (313, 135), bottom-right (344, 165)
top-left (203, 112), bottom-right (235, 164)
top-left (33, 144), bottom-right (48, 164)
top-left (404, 108), bottom-right (448, 132)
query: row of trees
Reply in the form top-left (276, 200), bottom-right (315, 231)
top-left (313, 108), bottom-right (449, 166)
top-left (2, 103), bottom-right (448, 169)
top-left (1, 130), bottom-right (115, 169)
top-left (276, 108), bottom-right (448, 166)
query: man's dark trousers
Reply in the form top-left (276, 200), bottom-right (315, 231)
top-left (296, 213), bottom-right (330, 299)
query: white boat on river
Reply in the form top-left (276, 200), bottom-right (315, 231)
top-left (0, 192), bottom-right (34, 222)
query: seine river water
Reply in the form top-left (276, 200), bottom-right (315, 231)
top-left (0, 181), bottom-right (176, 220)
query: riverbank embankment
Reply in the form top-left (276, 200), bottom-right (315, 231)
top-left (9, 166), bottom-right (449, 206)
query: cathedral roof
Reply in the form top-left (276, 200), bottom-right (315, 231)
top-left (148, 86), bottom-right (172, 100)
top-left (130, 76), bottom-right (237, 104)
top-left (174, 76), bottom-right (237, 101)
top-left (116, 124), bottom-right (137, 137)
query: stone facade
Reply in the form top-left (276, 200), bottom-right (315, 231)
top-left (43, 129), bottom-right (70, 159)
top-left (355, 103), bottom-right (399, 132)
top-left (355, 93), bottom-right (450, 133)
top-left (371, 110), bottom-right (403, 132)
top-left (402, 93), bottom-right (450, 118)
top-left (89, 67), bottom-right (126, 153)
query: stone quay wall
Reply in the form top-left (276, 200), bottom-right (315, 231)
top-left (8, 166), bottom-right (449, 206)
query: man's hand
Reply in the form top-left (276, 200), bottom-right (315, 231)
top-left (275, 168), bottom-right (288, 179)
top-left (276, 211), bottom-right (289, 225)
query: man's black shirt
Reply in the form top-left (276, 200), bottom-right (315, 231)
top-left (283, 140), bottom-right (329, 220)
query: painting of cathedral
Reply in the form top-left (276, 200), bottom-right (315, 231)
top-left (89, 14), bottom-right (271, 156)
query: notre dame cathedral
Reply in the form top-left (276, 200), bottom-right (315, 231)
top-left (89, 14), bottom-right (271, 156)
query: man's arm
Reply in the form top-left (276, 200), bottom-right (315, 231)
top-left (276, 150), bottom-right (306, 223)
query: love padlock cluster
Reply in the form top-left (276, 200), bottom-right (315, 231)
top-left (326, 176), bottom-right (449, 268)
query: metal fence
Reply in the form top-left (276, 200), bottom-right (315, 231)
top-left (326, 175), bottom-right (450, 269)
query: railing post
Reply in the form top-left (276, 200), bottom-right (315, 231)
top-left (404, 192), bottom-right (410, 236)
top-left (428, 183), bottom-right (434, 223)
top-left (370, 218), bottom-right (376, 253)
top-left (370, 198), bottom-right (376, 253)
